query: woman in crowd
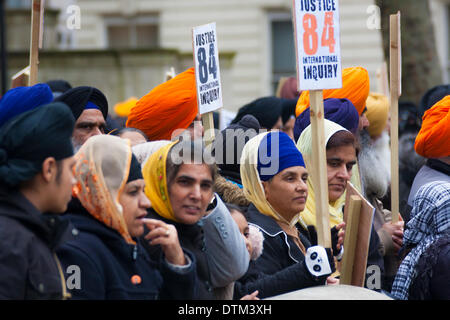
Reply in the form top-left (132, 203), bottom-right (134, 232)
top-left (141, 140), bottom-right (249, 299)
top-left (239, 131), bottom-right (339, 288)
top-left (57, 135), bottom-right (197, 299)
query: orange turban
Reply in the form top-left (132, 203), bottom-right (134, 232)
top-left (126, 68), bottom-right (198, 141)
top-left (114, 97), bottom-right (138, 118)
top-left (295, 66), bottom-right (370, 117)
top-left (414, 95), bottom-right (450, 158)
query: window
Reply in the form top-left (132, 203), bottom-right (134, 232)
top-left (105, 14), bottom-right (159, 49)
top-left (269, 12), bottom-right (296, 94)
top-left (6, 0), bottom-right (31, 9)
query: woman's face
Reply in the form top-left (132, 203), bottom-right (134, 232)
top-left (119, 179), bottom-right (151, 237)
top-left (168, 163), bottom-right (214, 224)
top-left (326, 144), bottom-right (357, 202)
top-left (262, 166), bottom-right (308, 222)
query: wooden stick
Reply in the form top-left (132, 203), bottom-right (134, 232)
top-left (28, 0), bottom-right (43, 86)
top-left (340, 195), bottom-right (362, 285)
top-left (309, 90), bottom-right (331, 247)
top-left (165, 67), bottom-right (176, 82)
top-left (390, 12), bottom-right (401, 223)
top-left (201, 112), bottom-right (215, 147)
top-left (11, 66), bottom-right (30, 88)
top-left (375, 61), bottom-right (389, 97)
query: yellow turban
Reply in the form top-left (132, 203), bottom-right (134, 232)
top-left (114, 97), bottom-right (138, 118)
top-left (415, 95), bottom-right (450, 158)
top-left (295, 66), bottom-right (370, 117)
top-left (365, 92), bottom-right (389, 138)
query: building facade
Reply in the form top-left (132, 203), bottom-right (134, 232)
top-left (7, 0), bottom-right (450, 114)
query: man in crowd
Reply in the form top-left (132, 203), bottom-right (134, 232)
top-left (55, 86), bottom-right (109, 151)
top-left (0, 85), bottom-right (77, 299)
top-left (408, 95), bottom-right (450, 209)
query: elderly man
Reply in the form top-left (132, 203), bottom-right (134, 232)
top-left (0, 94), bottom-right (76, 299)
top-left (55, 86), bottom-right (109, 151)
top-left (359, 92), bottom-right (405, 292)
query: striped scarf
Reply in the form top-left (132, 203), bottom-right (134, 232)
top-left (391, 181), bottom-right (450, 299)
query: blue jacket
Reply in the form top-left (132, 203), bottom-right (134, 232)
top-left (57, 202), bottom-right (197, 300)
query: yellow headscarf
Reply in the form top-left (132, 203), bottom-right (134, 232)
top-left (142, 140), bottom-right (178, 222)
top-left (296, 119), bottom-right (349, 229)
top-left (240, 132), bottom-right (298, 226)
top-left (72, 135), bottom-right (134, 244)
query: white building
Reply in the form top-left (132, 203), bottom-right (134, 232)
top-left (10, 0), bottom-right (450, 112)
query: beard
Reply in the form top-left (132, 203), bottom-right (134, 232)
top-left (72, 137), bottom-right (83, 154)
top-left (358, 129), bottom-right (391, 199)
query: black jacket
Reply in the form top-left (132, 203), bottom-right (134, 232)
top-left (142, 209), bottom-right (216, 299)
top-left (241, 203), bottom-right (326, 297)
top-left (0, 186), bottom-right (71, 299)
top-left (57, 201), bottom-right (197, 300)
top-left (409, 233), bottom-right (450, 300)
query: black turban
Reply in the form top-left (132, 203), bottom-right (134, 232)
top-left (54, 86), bottom-right (108, 120)
top-left (419, 84), bottom-right (450, 118)
top-left (0, 102), bottom-right (75, 187)
top-left (127, 153), bottom-right (143, 183)
top-left (45, 79), bottom-right (72, 98)
top-left (231, 97), bottom-right (282, 129)
top-left (280, 98), bottom-right (297, 125)
top-left (214, 114), bottom-right (261, 181)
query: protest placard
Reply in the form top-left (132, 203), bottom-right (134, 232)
top-left (293, 0), bottom-right (342, 91)
top-left (192, 22), bottom-right (223, 113)
top-left (341, 182), bottom-right (375, 287)
top-left (293, 0), bottom-right (343, 247)
top-left (192, 22), bottom-right (223, 146)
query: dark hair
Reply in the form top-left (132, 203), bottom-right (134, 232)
top-left (326, 130), bottom-right (359, 155)
top-left (166, 140), bottom-right (217, 187)
top-left (225, 203), bottom-right (248, 218)
top-left (111, 127), bottom-right (148, 141)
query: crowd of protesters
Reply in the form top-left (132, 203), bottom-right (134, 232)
top-left (0, 66), bottom-right (448, 300)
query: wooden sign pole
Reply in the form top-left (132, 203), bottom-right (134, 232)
top-left (340, 195), bottom-right (362, 285)
top-left (202, 112), bottom-right (215, 147)
top-left (28, 0), bottom-right (44, 86)
top-left (11, 66), bottom-right (30, 88)
top-left (390, 12), bottom-right (401, 223)
top-left (310, 90), bottom-right (331, 248)
top-left (341, 182), bottom-right (375, 287)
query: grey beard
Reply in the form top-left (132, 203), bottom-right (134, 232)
top-left (72, 137), bottom-right (83, 153)
top-left (358, 130), bottom-right (391, 199)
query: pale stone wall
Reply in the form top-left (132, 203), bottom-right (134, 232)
top-left (7, 49), bottom-right (235, 111)
top-left (49, 0), bottom-right (386, 112)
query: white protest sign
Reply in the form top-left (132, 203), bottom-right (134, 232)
top-left (293, 0), bottom-right (342, 90)
top-left (192, 22), bottom-right (223, 115)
